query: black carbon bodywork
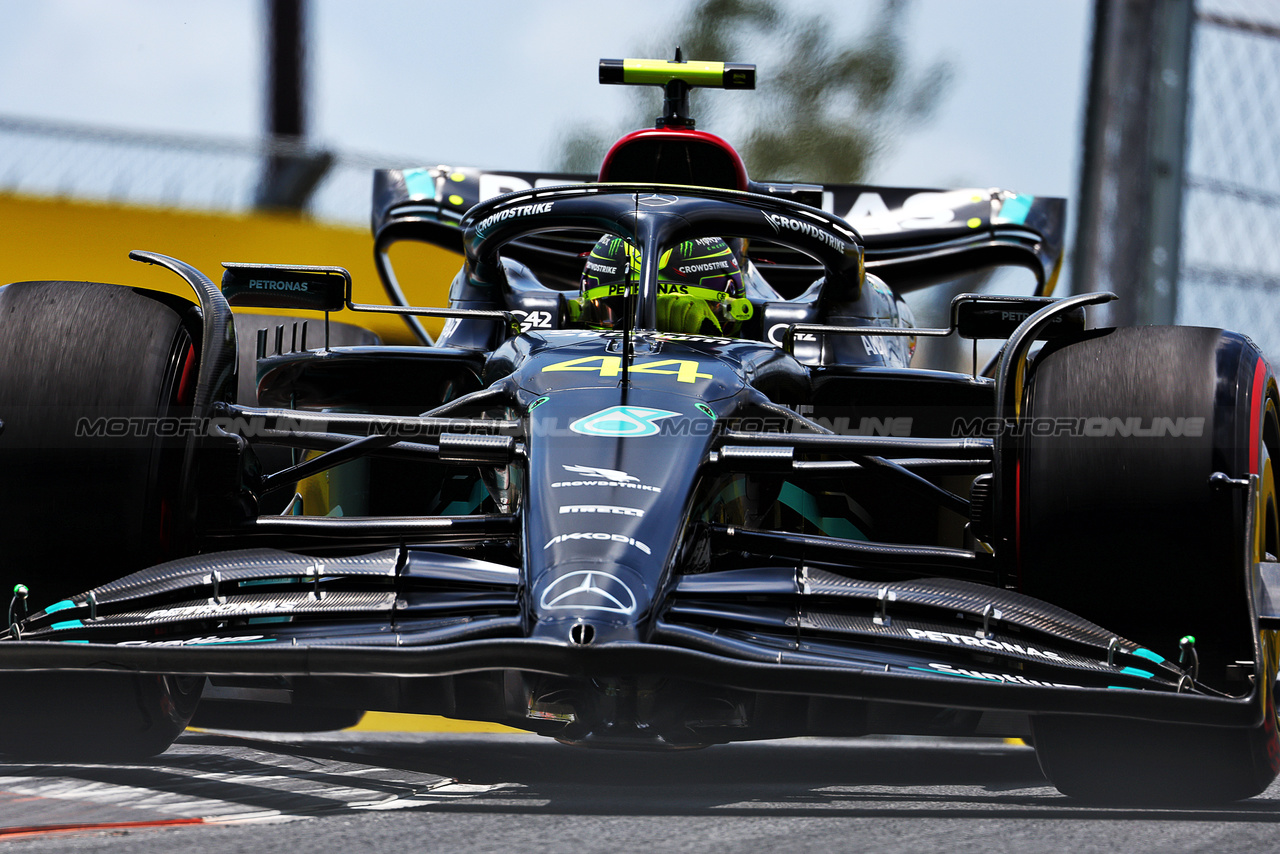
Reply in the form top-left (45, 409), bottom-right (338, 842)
top-left (2, 184), bottom-right (1274, 751)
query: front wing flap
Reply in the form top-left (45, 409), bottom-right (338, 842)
top-left (0, 546), bottom-right (1267, 730)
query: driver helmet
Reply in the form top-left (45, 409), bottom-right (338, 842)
top-left (579, 235), bottom-right (752, 335)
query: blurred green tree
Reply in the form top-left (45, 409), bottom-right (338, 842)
top-left (555, 0), bottom-right (951, 183)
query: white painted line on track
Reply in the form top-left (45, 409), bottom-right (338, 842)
top-left (0, 735), bottom-right (520, 836)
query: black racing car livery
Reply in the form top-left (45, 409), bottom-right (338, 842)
top-left (0, 57), bottom-right (1277, 806)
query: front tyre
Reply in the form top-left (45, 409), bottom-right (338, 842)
top-left (0, 673), bottom-right (203, 761)
top-left (0, 280), bottom-right (207, 761)
top-left (0, 280), bottom-right (202, 602)
top-left (1032, 672), bottom-right (1280, 804)
top-left (1019, 325), bottom-right (1280, 803)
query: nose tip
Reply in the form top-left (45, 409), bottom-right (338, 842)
top-left (569, 622), bottom-right (596, 646)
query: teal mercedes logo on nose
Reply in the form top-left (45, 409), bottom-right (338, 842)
top-left (570, 406), bottom-right (680, 437)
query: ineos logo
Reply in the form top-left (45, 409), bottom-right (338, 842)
top-left (538, 570), bottom-right (637, 615)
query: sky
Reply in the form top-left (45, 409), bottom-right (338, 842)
top-left (5, 5), bottom-right (1280, 353)
top-left (0, 0), bottom-right (1093, 199)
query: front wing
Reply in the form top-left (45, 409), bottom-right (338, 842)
top-left (2, 542), bottom-right (1274, 731)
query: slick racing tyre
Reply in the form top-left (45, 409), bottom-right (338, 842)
top-left (1018, 325), bottom-right (1280, 803)
top-left (0, 280), bottom-right (202, 603)
top-left (0, 673), bottom-right (203, 761)
top-left (190, 700), bottom-right (365, 732)
top-left (0, 281), bottom-right (205, 761)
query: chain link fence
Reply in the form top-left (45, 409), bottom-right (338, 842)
top-left (1178, 0), bottom-right (1280, 352)
top-left (7, 2), bottom-right (1280, 359)
top-left (0, 115), bottom-right (412, 227)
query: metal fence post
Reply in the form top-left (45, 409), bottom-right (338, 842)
top-left (1074, 0), bottom-right (1194, 326)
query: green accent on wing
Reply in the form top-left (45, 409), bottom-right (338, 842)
top-left (442, 478), bottom-right (489, 515)
top-left (996, 194), bottom-right (1033, 225)
top-left (777, 482), bottom-right (866, 540)
top-left (403, 168), bottom-right (438, 199)
top-left (1132, 648), bottom-right (1164, 665)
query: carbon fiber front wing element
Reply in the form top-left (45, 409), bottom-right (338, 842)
top-left (0, 540), bottom-right (1272, 730)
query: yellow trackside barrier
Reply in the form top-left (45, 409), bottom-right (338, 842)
top-left (1, 196), bottom-right (518, 736)
top-left (351, 712), bottom-right (524, 733)
top-left (0, 193), bottom-right (462, 344)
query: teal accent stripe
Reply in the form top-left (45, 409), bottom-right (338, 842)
top-left (1120, 666), bottom-right (1154, 678)
top-left (403, 168), bottom-right (437, 199)
top-left (1132, 648), bottom-right (1164, 665)
top-left (777, 482), bottom-right (866, 541)
top-left (442, 478), bottom-right (489, 515)
top-left (45, 600), bottom-right (76, 614)
top-left (1106, 685), bottom-right (1138, 691)
top-left (997, 194), bottom-right (1033, 225)
top-left (50, 620), bottom-right (84, 630)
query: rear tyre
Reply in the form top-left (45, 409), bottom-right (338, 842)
top-left (0, 280), bottom-right (205, 760)
top-left (1019, 325), bottom-right (1280, 803)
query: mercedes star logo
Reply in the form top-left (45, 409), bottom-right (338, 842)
top-left (635, 193), bottom-right (679, 207)
top-left (539, 570), bottom-right (638, 615)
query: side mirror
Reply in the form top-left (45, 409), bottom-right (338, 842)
top-left (953, 295), bottom-right (1086, 340)
top-left (220, 263), bottom-right (349, 312)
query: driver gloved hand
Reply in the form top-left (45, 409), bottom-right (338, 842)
top-left (656, 294), bottom-right (722, 335)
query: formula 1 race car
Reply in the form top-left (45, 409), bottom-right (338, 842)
top-left (1, 58), bottom-right (1277, 806)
